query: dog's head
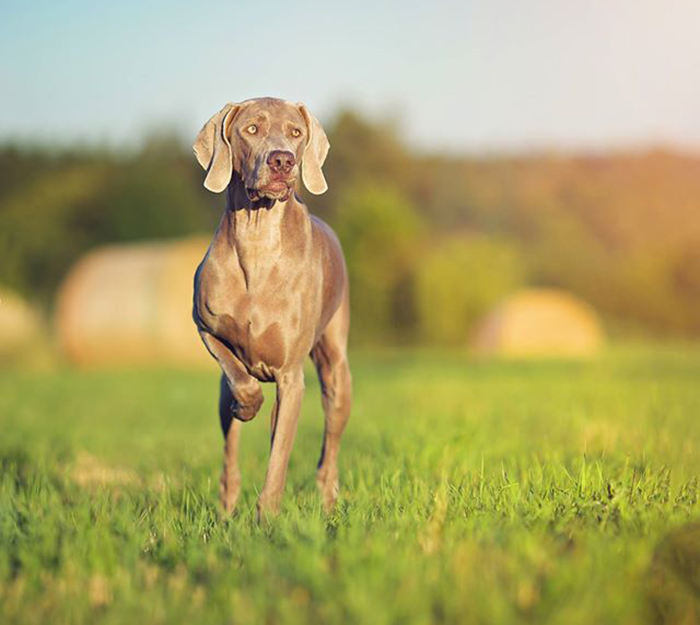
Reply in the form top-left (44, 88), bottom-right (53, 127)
top-left (193, 97), bottom-right (329, 202)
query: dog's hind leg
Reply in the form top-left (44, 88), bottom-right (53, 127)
top-left (218, 376), bottom-right (244, 514)
top-left (311, 296), bottom-right (352, 512)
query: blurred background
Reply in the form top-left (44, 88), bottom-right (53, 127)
top-left (2, 0), bottom-right (700, 367)
top-left (4, 6), bottom-right (700, 622)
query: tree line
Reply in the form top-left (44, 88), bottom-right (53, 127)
top-left (1, 110), bottom-right (699, 343)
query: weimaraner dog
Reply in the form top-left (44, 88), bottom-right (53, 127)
top-left (192, 97), bottom-right (351, 518)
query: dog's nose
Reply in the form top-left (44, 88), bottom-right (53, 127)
top-left (267, 150), bottom-right (296, 174)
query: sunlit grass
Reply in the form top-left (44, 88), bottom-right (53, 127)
top-left (1, 345), bottom-right (699, 624)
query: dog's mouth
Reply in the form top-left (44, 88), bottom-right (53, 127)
top-left (246, 181), bottom-right (292, 202)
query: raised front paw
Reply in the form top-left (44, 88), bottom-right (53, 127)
top-left (231, 390), bottom-right (264, 422)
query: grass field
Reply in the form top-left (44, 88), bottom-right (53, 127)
top-left (1, 346), bottom-right (700, 624)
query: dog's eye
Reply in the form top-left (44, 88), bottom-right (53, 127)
top-left (291, 128), bottom-right (302, 138)
top-left (246, 125), bottom-right (258, 135)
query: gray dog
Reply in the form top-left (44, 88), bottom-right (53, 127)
top-left (192, 98), bottom-right (351, 518)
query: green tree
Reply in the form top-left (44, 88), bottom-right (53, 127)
top-left (303, 109), bottom-right (415, 221)
top-left (413, 234), bottom-right (526, 345)
top-left (333, 185), bottom-right (424, 343)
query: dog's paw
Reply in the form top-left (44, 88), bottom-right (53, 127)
top-left (231, 391), bottom-right (263, 422)
top-left (316, 469), bottom-right (339, 513)
top-left (219, 468), bottom-right (241, 515)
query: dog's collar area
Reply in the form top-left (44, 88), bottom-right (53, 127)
top-left (240, 196), bottom-right (277, 211)
top-left (226, 177), bottom-right (287, 211)
top-left (245, 187), bottom-right (292, 205)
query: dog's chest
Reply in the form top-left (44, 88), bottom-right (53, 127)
top-left (198, 252), bottom-right (315, 376)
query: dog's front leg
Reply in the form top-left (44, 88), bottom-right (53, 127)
top-left (257, 367), bottom-right (305, 520)
top-left (199, 332), bottom-right (264, 514)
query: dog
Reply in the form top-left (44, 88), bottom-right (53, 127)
top-left (192, 98), bottom-right (351, 518)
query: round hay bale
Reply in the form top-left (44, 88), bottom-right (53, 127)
top-left (471, 288), bottom-right (605, 358)
top-left (0, 287), bottom-right (45, 363)
top-left (55, 237), bottom-right (215, 368)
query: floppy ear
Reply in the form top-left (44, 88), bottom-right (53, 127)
top-left (193, 102), bottom-right (240, 193)
top-left (297, 103), bottom-right (330, 195)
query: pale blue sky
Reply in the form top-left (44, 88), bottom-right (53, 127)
top-left (1, 0), bottom-right (699, 152)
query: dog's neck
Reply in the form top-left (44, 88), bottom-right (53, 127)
top-left (217, 172), bottom-right (305, 289)
top-left (222, 172), bottom-right (291, 239)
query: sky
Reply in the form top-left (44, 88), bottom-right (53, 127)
top-left (1, 0), bottom-right (699, 153)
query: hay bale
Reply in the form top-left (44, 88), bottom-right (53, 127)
top-left (0, 287), bottom-right (45, 363)
top-left (56, 237), bottom-right (214, 368)
top-left (472, 288), bottom-right (604, 358)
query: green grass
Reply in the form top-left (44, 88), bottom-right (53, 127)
top-left (1, 346), bottom-right (700, 624)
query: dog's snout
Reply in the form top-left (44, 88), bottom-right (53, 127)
top-left (267, 150), bottom-right (296, 174)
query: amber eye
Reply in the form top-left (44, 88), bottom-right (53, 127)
top-left (291, 128), bottom-right (302, 138)
top-left (246, 124), bottom-right (258, 135)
